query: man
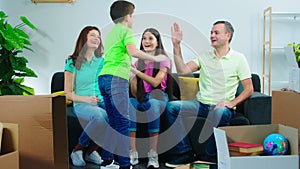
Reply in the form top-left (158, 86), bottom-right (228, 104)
top-left (165, 21), bottom-right (254, 168)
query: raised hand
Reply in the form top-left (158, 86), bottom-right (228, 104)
top-left (171, 22), bottom-right (183, 45)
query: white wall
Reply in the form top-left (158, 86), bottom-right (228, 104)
top-left (2, 0), bottom-right (300, 94)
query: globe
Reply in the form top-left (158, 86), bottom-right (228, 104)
top-left (263, 133), bottom-right (289, 155)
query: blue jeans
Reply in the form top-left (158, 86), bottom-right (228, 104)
top-left (129, 91), bottom-right (168, 133)
top-left (99, 75), bottom-right (130, 168)
top-left (165, 100), bottom-right (233, 155)
top-left (73, 102), bottom-right (108, 147)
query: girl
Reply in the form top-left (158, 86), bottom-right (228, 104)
top-left (129, 28), bottom-right (173, 168)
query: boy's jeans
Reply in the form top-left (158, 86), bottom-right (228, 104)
top-left (99, 75), bottom-right (130, 167)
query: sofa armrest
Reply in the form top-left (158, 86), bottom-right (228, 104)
top-left (237, 92), bottom-right (271, 125)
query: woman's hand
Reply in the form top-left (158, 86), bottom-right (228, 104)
top-left (86, 95), bottom-right (100, 105)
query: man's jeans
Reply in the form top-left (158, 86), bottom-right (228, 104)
top-left (165, 100), bottom-right (233, 156)
top-left (99, 75), bottom-right (130, 168)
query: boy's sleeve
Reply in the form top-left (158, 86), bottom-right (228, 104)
top-left (124, 28), bottom-right (136, 46)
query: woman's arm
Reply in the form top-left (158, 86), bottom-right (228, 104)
top-left (64, 71), bottom-right (99, 105)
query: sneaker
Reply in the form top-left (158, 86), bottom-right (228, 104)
top-left (147, 149), bottom-right (159, 168)
top-left (70, 150), bottom-right (86, 167)
top-left (119, 165), bottom-right (133, 169)
top-left (165, 151), bottom-right (195, 168)
top-left (85, 150), bottom-right (103, 165)
top-left (129, 150), bottom-right (139, 165)
top-left (101, 160), bottom-right (119, 169)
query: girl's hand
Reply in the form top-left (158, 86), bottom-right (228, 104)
top-left (130, 64), bottom-right (139, 78)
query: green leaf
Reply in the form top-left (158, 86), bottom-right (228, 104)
top-left (12, 78), bottom-right (25, 84)
top-left (22, 38), bottom-right (32, 46)
top-left (7, 83), bottom-right (26, 95)
top-left (0, 11), bottom-right (38, 95)
top-left (19, 84), bottom-right (35, 95)
top-left (0, 11), bottom-right (7, 19)
top-left (0, 86), bottom-right (13, 95)
top-left (14, 28), bottom-right (30, 39)
top-left (20, 16), bottom-right (38, 30)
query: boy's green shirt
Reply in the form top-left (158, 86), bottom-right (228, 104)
top-left (99, 23), bottom-right (136, 80)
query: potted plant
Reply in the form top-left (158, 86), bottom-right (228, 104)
top-left (0, 11), bottom-right (38, 95)
top-left (288, 42), bottom-right (300, 68)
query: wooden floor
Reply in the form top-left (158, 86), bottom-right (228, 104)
top-left (69, 162), bottom-right (170, 169)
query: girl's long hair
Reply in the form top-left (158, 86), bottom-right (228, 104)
top-left (136, 28), bottom-right (173, 102)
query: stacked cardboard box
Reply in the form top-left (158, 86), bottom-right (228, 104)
top-left (272, 90), bottom-right (300, 143)
top-left (0, 123), bottom-right (19, 169)
top-left (0, 95), bottom-right (69, 169)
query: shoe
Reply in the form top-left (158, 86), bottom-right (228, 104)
top-left (119, 165), bottom-right (133, 169)
top-left (129, 150), bottom-right (139, 165)
top-left (101, 160), bottom-right (119, 169)
top-left (70, 150), bottom-right (86, 167)
top-left (85, 150), bottom-right (103, 165)
top-left (147, 149), bottom-right (159, 168)
top-left (165, 151), bottom-right (195, 168)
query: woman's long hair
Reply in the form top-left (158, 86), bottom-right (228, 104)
top-left (68, 26), bottom-right (104, 70)
top-left (136, 28), bottom-right (173, 102)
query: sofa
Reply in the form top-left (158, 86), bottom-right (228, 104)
top-left (157, 73), bottom-right (272, 162)
top-left (50, 72), bottom-right (271, 163)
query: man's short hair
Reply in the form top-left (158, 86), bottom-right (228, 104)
top-left (213, 20), bottom-right (234, 43)
top-left (110, 0), bottom-right (135, 23)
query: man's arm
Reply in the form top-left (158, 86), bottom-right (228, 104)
top-left (231, 78), bottom-right (254, 107)
top-left (216, 78), bottom-right (253, 109)
top-left (172, 22), bottom-right (199, 75)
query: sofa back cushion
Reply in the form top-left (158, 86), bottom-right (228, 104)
top-left (178, 76), bottom-right (199, 100)
top-left (51, 72), bottom-right (64, 93)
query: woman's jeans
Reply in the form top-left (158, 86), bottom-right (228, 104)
top-left (73, 101), bottom-right (108, 147)
top-left (129, 91), bottom-right (169, 133)
top-left (99, 75), bottom-right (130, 168)
top-left (165, 100), bottom-right (233, 156)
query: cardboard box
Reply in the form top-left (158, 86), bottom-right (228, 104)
top-left (0, 95), bottom-right (69, 169)
top-left (272, 90), bottom-right (300, 143)
top-left (0, 123), bottom-right (19, 169)
top-left (214, 124), bottom-right (299, 169)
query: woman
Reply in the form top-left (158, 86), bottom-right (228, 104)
top-left (129, 28), bottom-right (173, 168)
top-left (64, 26), bottom-right (108, 167)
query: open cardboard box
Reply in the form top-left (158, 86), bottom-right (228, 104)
top-left (214, 124), bottom-right (299, 169)
top-left (0, 123), bottom-right (19, 169)
top-left (0, 95), bottom-right (69, 169)
top-left (272, 90), bottom-right (300, 144)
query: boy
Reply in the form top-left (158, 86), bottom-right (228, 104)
top-left (98, 1), bottom-right (168, 169)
